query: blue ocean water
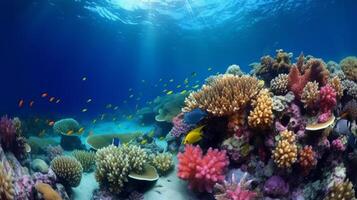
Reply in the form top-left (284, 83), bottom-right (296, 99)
top-left (0, 0), bottom-right (356, 118)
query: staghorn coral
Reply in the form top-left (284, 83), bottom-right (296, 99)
top-left (177, 145), bottom-right (229, 193)
top-left (121, 145), bottom-right (148, 173)
top-left (50, 156), bottom-right (83, 187)
top-left (298, 145), bottom-right (317, 174)
top-left (72, 150), bottom-right (95, 172)
top-left (248, 89), bottom-right (274, 129)
top-left (95, 145), bottom-right (130, 194)
top-left (183, 74), bottom-right (262, 116)
top-left (150, 153), bottom-right (174, 175)
top-left (301, 81), bottom-right (320, 109)
top-left (324, 180), bottom-right (356, 200)
top-left (35, 182), bottom-right (62, 200)
top-left (270, 74), bottom-right (289, 95)
top-left (272, 130), bottom-right (297, 168)
top-left (340, 56), bottom-right (357, 82)
top-left (0, 164), bottom-right (14, 200)
top-left (329, 77), bottom-right (343, 99)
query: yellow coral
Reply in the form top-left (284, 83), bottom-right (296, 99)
top-left (50, 156), bottom-right (83, 187)
top-left (183, 75), bottom-right (262, 116)
top-left (151, 153), bottom-right (174, 175)
top-left (340, 56), bottom-right (357, 82)
top-left (0, 164), bottom-right (14, 200)
top-left (301, 81), bottom-right (320, 108)
top-left (329, 77), bottom-right (343, 99)
top-left (324, 180), bottom-right (356, 200)
top-left (272, 130), bottom-right (297, 168)
top-left (248, 89), bottom-right (274, 129)
top-left (35, 182), bottom-right (62, 200)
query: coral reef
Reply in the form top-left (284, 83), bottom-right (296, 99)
top-left (183, 74), bottom-right (262, 116)
top-left (318, 84), bottom-right (337, 123)
top-left (177, 145), bottom-right (229, 192)
top-left (342, 79), bottom-right (357, 99)
top-left (248, 89), bottom-right (274, 129)
top-left (153, 93), bottom-right (186, 122)
top-left (0, 164), bottom-right (14, 200)
top-left (86, 132), bottom-right (142, 150)
top-left (225, 64), bottom-right (244, 76)
top-left (121, 145), bottom-right (148, 173)
top-left (324, 180), bottom-right (356, 200)
top-left (0, 116), bottom-right (16, 150)
top-left (72, 150), bottom-right (95, 172)
top-left (150, 153), bottom-right (174, 175)
top-left (50, 156), bottom-right (83, 187)
top-left (169, 113), bottom-right (192, 137)
top-left (272, 130), bottom-right (297, 168)
top-left (53, 118), bottom-right (80, 134)
top-left (301, 81), bottom-right (320, 109)
top-left (35, 182), bottom-right (62, 200)
top-left (329, 76), bottom-right (343, 99)
top-left (298, 145), bottom-right (317, 174)
top-left (263, 175), bottom-right (289, 197)
top-left (270, 74), bottom-right (289, 95)
top-left (340, 56), bottom-right (357, 82)
top-left (45, 145), bottom-right (64, 162)
top-left (31, 159), bottom-right (49, 173)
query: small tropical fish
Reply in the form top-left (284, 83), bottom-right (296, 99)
top-left (163, 83), bottom-right (168, 87)
top-left (29, 101), bottom-right (34, 107)
top-left (163, 89), bottom-right (168, 93)
top-left (48, 121), bottom-right (55, 126)
top-left (67, 130), bottom-right (74, 135)
top-left (208, 67), bottom-right (212, 71)
top-left (113, 106), bottom-right (118, 110)
top-left (112, 137), bottom-right (121, 147)
top-left (177, 84), bottom-right (181, 88)
top-left (183, 125), bottom-right (205, 144)
top-left (159, 136), bottom-right (165, 140)
top-left (180, 90), bottom-right (187, 95)
top-left (184, 108), bottom-right (207, 125)
top-left (82, 76), bottom-right (87, 81)
top-left (113, 117), bottom-right (117, 121)
top-left (184, 78), bottom-right (189, 85)
top-left (41, 93), bottom-right (48, 98)
top-left (106, 104), bottom-right (112, 109)
top-left (18, 99), bottom-right (24, 108)
top-left (191, 72), bottom-right (197, 77)
top-left (78, 127), bottom-right (85, 134)
top-left (82, 108), bottom-right (88, 112)
top-left (192, 84), bottom-right (200, 89)
top-left (87, 99), bottom-right (92, 103)
top-left (49, 97), bottom-right (55, 102)
top-left (166, 90), bottom-right (173, 95)
top-left (159, 78), bottom-right (163, 82)
top-left (92, 119), bottom-right (97, 124)
top-left (127, 115), bottom-right (133, 120)
top-left (140, 139), bottom-right (147, 145)
top-left (258, 80), bottom-right (265, 87)
top-left (55, 99), bottom-right (61, 104)
top-left (169, 79), bottom-right (174, 82)
top-left (148, 130), bottom-right (155, 137)
top-left (129, 95), bottom-right (134, 98)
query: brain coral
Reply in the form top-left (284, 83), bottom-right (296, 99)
top-left (270, 74), bottom-right (289, 95)
top-left (301, 81), bottom-right (320, 109)
top-left (72, 150), bottom-right (95, 172)
top-left (324, 180), bottom-right (356, 200)
top-left (50, 156), bottom-right (83, 187)
top-left (95, 145), bottom-right (130, 194)
top-left (151, 153), bottom-right (174, 175)
top-left (0, 164), bottom-right (14, 200)
top-left (248, 89), bottom-right (274, 129)
top-left (272, 130), bottom-right (297, 168)
top-left (340, 56), bottom-right (357, 82)
top-left (121, 145), bottom-right (148, 173)
top-left (183, 74), bottom-right (262, 116)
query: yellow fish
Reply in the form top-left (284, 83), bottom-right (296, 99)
top-left (258, 80), bottom-right (265, 87)
top-left (192, 84), bottom-right (200, 89)
top-left (92, 119), bottom-right (97, 124)
top-left (166, 90), bottom-right (173, 95)
top-left (183, 125), bottom-right (205, 144)
top-left (78, 127), bottom-right (85, 134)
top-left (67, 130), bottom-right (74, 135)
top-left (180, 90), bottom-right (187, 95)
top-left (141, 139), bottom-right (147, 145)
top-left (148, 130), bottom-right (155, 137)
top-left (82, 77), bottom-right (87, 81)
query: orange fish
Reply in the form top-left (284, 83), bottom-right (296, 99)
top-left (66, 130), bottom-right (74, 135)
top-left (29, 101), bottom-right (34, 107)
top-left (41, 93), bottom-right (48, 98)
top-left (18, 99), bottom-right (24, 108)
top-left (48, 121), bottom-right (55, 126)
top-left (49, 97), bottom-right (55, 102)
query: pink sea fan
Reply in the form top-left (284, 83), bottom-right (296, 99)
top-left (177, 145), bottom-right (229, 193)
top-left (0, 115), bottom-right (17, 150)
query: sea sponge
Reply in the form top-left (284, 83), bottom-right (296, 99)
top-left (324, 180), bottom-right (356, 200)
top-left (301, 81), bottom-right (320, 109)
top-left (95, 145), bottom-right (130, 194)
top-left (183, 75), bottom-right (262, 116)
top-left (329, 77), bottom-right (343, 99)
top-left (177, 145), bottom-right (229, 193)
top-left (270, 74), bottom-right (289, 95)
top-left (248, 89), bottom-right (274, 129)
top-left (298, 145), bottom-right (317, 175)
top-left (72, 150), bottom-right (95, 172)
top-left (340, 56), bottom-right (357, 82)
top-left (151, 153), bottom-right (174, 175)
top-left (272, 130), bottom-right (297, 168)
top-left (35, 182), bottom-right (62, 200)
top-left (121, 145), bottom-right (148, 173)
top-left (0, 164), bottom-right (14, 200)
top-left (50, 156), bottom-right (83, 187)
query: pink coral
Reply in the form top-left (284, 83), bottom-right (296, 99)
top-left (288, 66), bottom-right (310, 98)
top-left (177, 145), bottom-right (229, 192)
top-left (169, 113), bottom-right (192, 137)
top-left (318, 84), bottom-right (337, 123)
top-left (226, 186), bottom-right (257, 200)
top-left (331, 138), bottom-right (346, 152)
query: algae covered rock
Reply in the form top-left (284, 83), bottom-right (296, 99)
top-left (50, 156), bottom-right (83, 187)
top-left (31, 159), bottom-right (49, 173)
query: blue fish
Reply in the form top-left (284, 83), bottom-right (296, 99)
top-left (112, 137), bottom-right (121, 147)
top-left (334, 119), bottom-right (352, 136)
top-left (184, 108), bottom-right (207, 125)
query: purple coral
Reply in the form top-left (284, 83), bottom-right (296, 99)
top-left (0, 115), bottom-right (17, 150)
top-left (275, 103), bottom-right (306, 139)
top-left (263, 176), bottom-right (289, 197)
top-left (169, 113), bottom-right (192, 137)
top-left (331, 138), bottom-right (346, 152)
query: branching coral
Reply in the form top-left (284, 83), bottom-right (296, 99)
top-left (177, 145), bottom-right (229, 192)
top-left (0, 164), bottom-right (14, 200)
top-left (301, 81), bottom-right (320, 109)
top-left (248, 89), bottom-right (274, 129)
top-left (72, 150), bottom-right (95, 172)
top-left (318, 84), bottom-right (337, 123)
top-left (270, 74), bottom-right (289, 95)
top-left (183, 74), bottom-right (262, 116)
top-left (324, 180), bottom-right (356, 200)
top-left (340, 56), bottom-right (357, 82)
top-left (342, 80), bottom-right (357, 99)
top-left (226, 64), bottom-right (244, 76)
top-left (272, 130), bottom-right (297, 168)
top-left (150, 153), bottom-right (174, 174)
top-left (35, 182), bottom-right (62, 200)
top-left (121, 145), bottom-right (148, 173)
top-left (169, 113), bottom-right (192, 137)
top-left (95, 145), bottom-right (130, 194)
top-left (298, 146), bottom-right (317, 174)
top-left (329, 77), bottom-right (343, 99)
top-left (50, 156), bottom-right (83, 187)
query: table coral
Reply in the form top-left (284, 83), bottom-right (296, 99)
top-left (183, 74), bottom-right (262, 116)
top-left (272, 130), bottom-right (298, 168)
top-left (340, 56), bottom-right (357, 82)
top-left (248, 89), bottom-right (274, 129)
top-left (177, 145), bottom-right (229, 193)
top-left (301, 81), bottom-right (320, 109)
top-left (50, 156), bottom-right (83, 187)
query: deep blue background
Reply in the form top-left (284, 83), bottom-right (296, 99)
top-left (0, 0), bottom-right (356, 119)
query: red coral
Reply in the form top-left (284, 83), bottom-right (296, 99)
top-left (318, 84), bottom-right (337, 123)
top-left (0, 115), bottom-right (16, 150)
top-left (226, 186), bottom-right (257, 200)
top-left (288, 66), bottom-right (310, 98)
top-left (177, 145), bottom-right (229, 193)
top-left (298, 145), bottom-right (317, 175)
